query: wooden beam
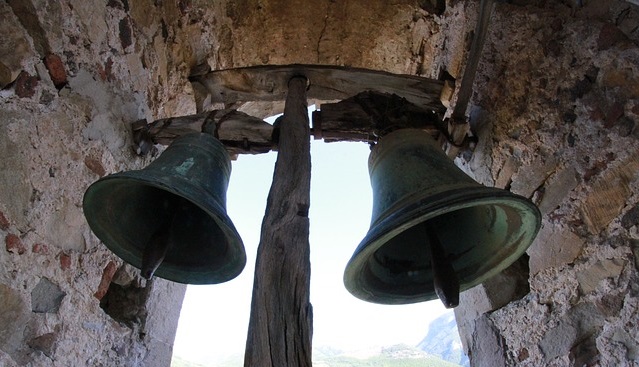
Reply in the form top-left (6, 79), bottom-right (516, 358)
top-left (131, 109), bottom-right (274, 157)
top-left (244, 76), bottom-right (313, 367)
top-left (452, 0), bottom-right (494, 120)
top-left (190, 64), bottom-right (447, 113)
top-left (132, 91), bottom-right (455, 155)
top-left (314, 91), bottom-right (444, 143)
top-left (442, 0), bottom-right (494, 157)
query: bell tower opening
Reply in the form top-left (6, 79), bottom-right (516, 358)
top-left (171, 109), bottom-right (469, 366)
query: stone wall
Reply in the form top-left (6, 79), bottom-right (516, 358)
top-left (454, 1), bottom-right (639, 366)
top-left (0, 1), bottom-right (455, 366)
top-left (2, 0), bottom-right (638, 366)
top-left (0, 0), bottom-right (203, 365)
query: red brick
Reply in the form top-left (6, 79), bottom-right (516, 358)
top-left (94, 261), bottom-right (117, 300)
top-left (15, 71), bottom-right (38, 98)
top-left (44, 53), bottom-right (67, 88)
top-left (32, 243), bottom-right (49, 254)
top-left (97, 58), bottom-right (115, 82)
top-left (59, 253), bottom-right (71, 270)
top-left (84, 156), bottom-right (106, 177)
top-left (5, 234), bottom-right (26, 254)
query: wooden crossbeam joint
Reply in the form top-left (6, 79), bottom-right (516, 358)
top-left (130, 92), bottom-right (474, 157)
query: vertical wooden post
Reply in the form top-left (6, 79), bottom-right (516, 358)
top-left (244, 76), bottom-right (313, 367)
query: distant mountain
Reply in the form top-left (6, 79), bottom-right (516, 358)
top-left (172, 313), bottom-right (470, 367)
top-left (174, 344), bottom-right (462, 367)
top-left (171, 356), bottom-right (209, 367)
top-left (315, 344), bottom-right (463, 367)
top-left (417, 312), bottom-right (470, 367)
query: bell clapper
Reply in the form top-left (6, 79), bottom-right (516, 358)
top-left (141, 199), bottom-right (181, 279)
top-left (141, 223), bottom-right (172, 279)
top-left (426, 223), bottom-right (460, 308)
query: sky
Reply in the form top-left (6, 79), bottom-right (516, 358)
top-left (172, 109), bottom-right (452, 365)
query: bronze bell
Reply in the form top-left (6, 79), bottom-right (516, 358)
top-left (83, 133), bottom-right (246, 284)
top-left (343, 129), bottom-right (541, 308)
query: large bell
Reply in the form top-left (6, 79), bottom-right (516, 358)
top-left (83, 133), bottom-right (246, 284)
top-left (344, 129), bottom-right (541, 307)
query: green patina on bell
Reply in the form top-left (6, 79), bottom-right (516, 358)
top-left (83, 133), bottom-right (245, 284)
top-left (344, 129), bottom-right (541, 306)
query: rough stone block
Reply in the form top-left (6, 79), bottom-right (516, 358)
top-left (44, 198), bottom-right (86, 252)
top-left (0, 118), bottom-right (33, 231)
top-left (539, 302), bottom-right (603, 364)
top-left (601, 67), bottom-right (639, 99)
top-left (27, 332), bottom-right (58, 358)
top-left (580, 151), bottom-right (639, 234)
top-left (0, 2), bottom-right (36, 87)
top-left (0, 210), bottom-right (10, 230)
top-left (112, 264), bottom-right (143, 287)
top-left (5, 234), bottom-right (26, 255)
top-left (456, 286), bottom-right (494, 325)
top-left (494, 157), bottom-right (519, 189)
top-left (597, 23), bottom-right (629, 51)
top-left (31, 278), bottom-right (66, 313)
top-left (611, 328), bottom-right (639, 361)
top-left (99, 282), bottom-right (147, 325)
top-left (595, 291), bottom-right (625, 317)
top-left (621, 203), bottom-right (639, 229)
top-left (632, 239), bottom-right (639, 272)
top-left (455, 257), bottom-right (529, 355)
top-left (527, 222), bottom-right (584, 275)
top-left (576, 258), bottom-right (626, 295)
top-left (6, 0), bottom-right (52, 55)
top-left (469, 314), bottom-right (507, 367)
top-left (455, 286), bottom-right (492, 353)
top-left (0, 284), bottom-right (30, 359)
top-left (481, 256), bottom-right (530, 310)
top-left (538, 165), bottom-right (579, 215)
top-left (510, 154), bottom-right (558, 199)
top-left (0, 350), bottom-right (18, 367)
top-left (142, 280), bottom-right (187, 367)
top-left (581, 179), bottom-right (630, 234)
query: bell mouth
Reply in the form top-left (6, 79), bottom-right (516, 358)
top-left (343, 186), bottom-right (541, 305)
top-left (82, 133), bottom-right (246, 285)
top-left (83, 175), bottom-right (246, 284)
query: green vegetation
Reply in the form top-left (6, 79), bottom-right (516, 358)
top-left (314, 354), bottom-right (462, 367)
top-left (173, 351), bottom-right (462, 367)
top-left (171, 356), bottom-right (209, 367)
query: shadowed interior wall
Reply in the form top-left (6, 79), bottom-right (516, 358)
top-left (0, 1), bottom-right (638, 366)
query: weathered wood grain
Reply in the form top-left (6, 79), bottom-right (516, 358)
top-left (315, 91), bottom-right (443, 143)
top-left (244, 76), bottom-right (313, 367)
top-left (452, 0), bottom-right (494, 120)
top-left (132, 109), bottom-right (274, 156)
top-left (131, 92), bottom-right (474, 157)
top-left (191, 64), bottom-right (447, 113)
